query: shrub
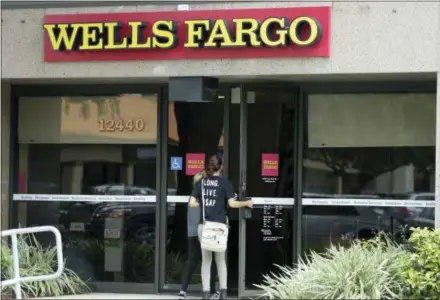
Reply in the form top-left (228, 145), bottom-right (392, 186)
top-left (256, 236), bottom-right (407, 299)
top-left (1, 234), bottom-right (90, 299)
top-left (401, 227), bottom-right (440, 299)
top-left (70, 237), bottom-right (194, 284)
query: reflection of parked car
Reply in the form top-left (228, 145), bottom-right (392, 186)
top-left (60, 201), bottom-right (176, 244)
top-left (91, 184), bottom-right (156, 195)
top-left (387, 192), bottom-right (434, 220)
top-left (399, 207), bottom-right (435, 229)
top-left (59, 185), bottom-right (176, 244)
top-left (302, 205), bottom-right (393, 245)
top-left (303, 193), bottom-right (394, 236)
top-left (60, 201), bottom-right (101, 230)
top-left (89, 202), bottom-right (176, 243)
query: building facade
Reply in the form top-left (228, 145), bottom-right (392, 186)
top-left (1, 0), bottom-right (439, 297)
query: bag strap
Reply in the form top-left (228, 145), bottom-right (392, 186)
top-left (201, 179), bottom-right (205, 222)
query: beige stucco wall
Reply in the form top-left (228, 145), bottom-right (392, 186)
top-left (1, 1), bottom-right (439, 229)
top-left (1, 1), bottom-right (440, 80)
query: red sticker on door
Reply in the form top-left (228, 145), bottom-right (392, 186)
top-left (18, 171), bottom-right (28, 193)
top-left (261, 153), bottom-right (279, 177)
top-left (185, 153), bottom-right (206, 175)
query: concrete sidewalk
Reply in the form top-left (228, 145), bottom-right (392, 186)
top-left (38, 292), bottom-right (247, 299)
top-left (39, 293), bottom-right (196, 299)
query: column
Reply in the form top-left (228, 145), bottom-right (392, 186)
top-left (17, 144), bottom-right (28, 227)
top-left (435, 73), bottom-right (440, 229)
top-left (125, 164), bottom-right (134, 185)
top-left (71, 163), bottom-right (84, 194)
top-left (0, 83), bottom-right (11, 230)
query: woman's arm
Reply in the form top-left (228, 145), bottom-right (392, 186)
top-left (224, 180), bottom-right (252, 208)
top-left (228, 198), bottom-right (252, 209)
top-left (189, 196), bottom-right (200, 207)
top-left (189, 180), bottom-right (202, 207)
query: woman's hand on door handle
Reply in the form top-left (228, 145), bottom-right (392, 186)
top-left (228, 197), bottom-right (253, 209)
top-left (245, 199), bottom-right (253, 208)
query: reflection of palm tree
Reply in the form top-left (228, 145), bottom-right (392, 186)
top-left (309, 147), bottom-right (435, 194)
top-left (62, 96), bottom-right (121, 119)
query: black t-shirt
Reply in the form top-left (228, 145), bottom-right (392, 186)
top-left (191, 176), bottom-right (234, 225)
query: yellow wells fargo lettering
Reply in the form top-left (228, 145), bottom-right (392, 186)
top-left (187, 159), bottom-right (204, 169)
top-left (44, 16), bottom-right (322, 51)
top-left (44, 21), bottom-right (178, 51)
top-left (263, 160), bottom-right (278, 170)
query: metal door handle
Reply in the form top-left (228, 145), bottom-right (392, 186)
top-left (243, 197), bottom-right (252, 219)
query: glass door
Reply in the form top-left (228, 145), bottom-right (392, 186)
top-left (228, 85), bottom-right (298, 297)
top-left (162, 90), bottom-right (229, 293)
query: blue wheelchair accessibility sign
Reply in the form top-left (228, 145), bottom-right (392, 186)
top-left (170, 157), bottom-right (183, 171)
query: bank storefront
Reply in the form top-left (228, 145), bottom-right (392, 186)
top-left (2, 2), bottom-right (438, 298)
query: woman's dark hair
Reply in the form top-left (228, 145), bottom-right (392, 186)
top-left (205, 153), bottom-right (223, 177)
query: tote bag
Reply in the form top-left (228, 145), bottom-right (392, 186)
top-left (199, 179), bottom-right (229, 253)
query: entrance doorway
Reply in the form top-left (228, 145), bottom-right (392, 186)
top-left (162, 84), bottom-right (299, 297)
top-left (227, 86), bottom-right (298, 297)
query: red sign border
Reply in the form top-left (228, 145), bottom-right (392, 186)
top-left (43, 6), bottom-right (331, 62)
top-left (261, 153), bottom-right (280, 178)
top-left (185, 153), bottom-right (206, 176)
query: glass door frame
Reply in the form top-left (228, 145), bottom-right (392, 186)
top-left (9, 83), bottom-right (164, 295)
top-left (157, 83), bottom-right (304, 297)
top-left (158, 79), bottom-right (437, 296)
top-left (158, 85), bottom-right (234, 293)
top-left (231, 83), bottom-right (304, 298)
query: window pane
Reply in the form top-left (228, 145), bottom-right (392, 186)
top-left (303, 93), bottom-right (436, 255)
top-left (308, 93), bottom-right (435, 147)
top-left (232, 91), bottom-right (295, 288)
top-left (19, 95), bottom-right (158, 144)
top-left (165, 100), bottom-right (224, 286)
top-left (15, 94), bottom-right (158, 285)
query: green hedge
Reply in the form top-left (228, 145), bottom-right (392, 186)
top-left (256, 228), bottom-right (440, 299)
top-left (401, 228), bottom-right (440, 299)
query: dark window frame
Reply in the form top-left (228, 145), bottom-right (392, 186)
top-left (299, 80), bottom-right (436, 259)
top-left (7, 79), bottom-right (436, 295)
top-left (9, 83), bottom-right (164, 294)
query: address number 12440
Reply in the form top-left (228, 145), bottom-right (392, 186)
top-left (98, 119), bottom-right (145, 132)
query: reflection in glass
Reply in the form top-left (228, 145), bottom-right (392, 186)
top-left (302, 93), bottom-right (436, 256)
top-left (19, 94), bottom-right (158, 144)
top-left (166, 101), bottom-right (224, 285)
top-left (15, 94), bottom-right (159, 285)
top-left (303, 147), bottom-right (435, 197)
top-left (229, 91), bottom-right (295, 289)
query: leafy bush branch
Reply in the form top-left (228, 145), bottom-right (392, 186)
top-left (1, 234), bottom-right (90, 299)
top-left (257, 229), bottom-right (440, 299)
